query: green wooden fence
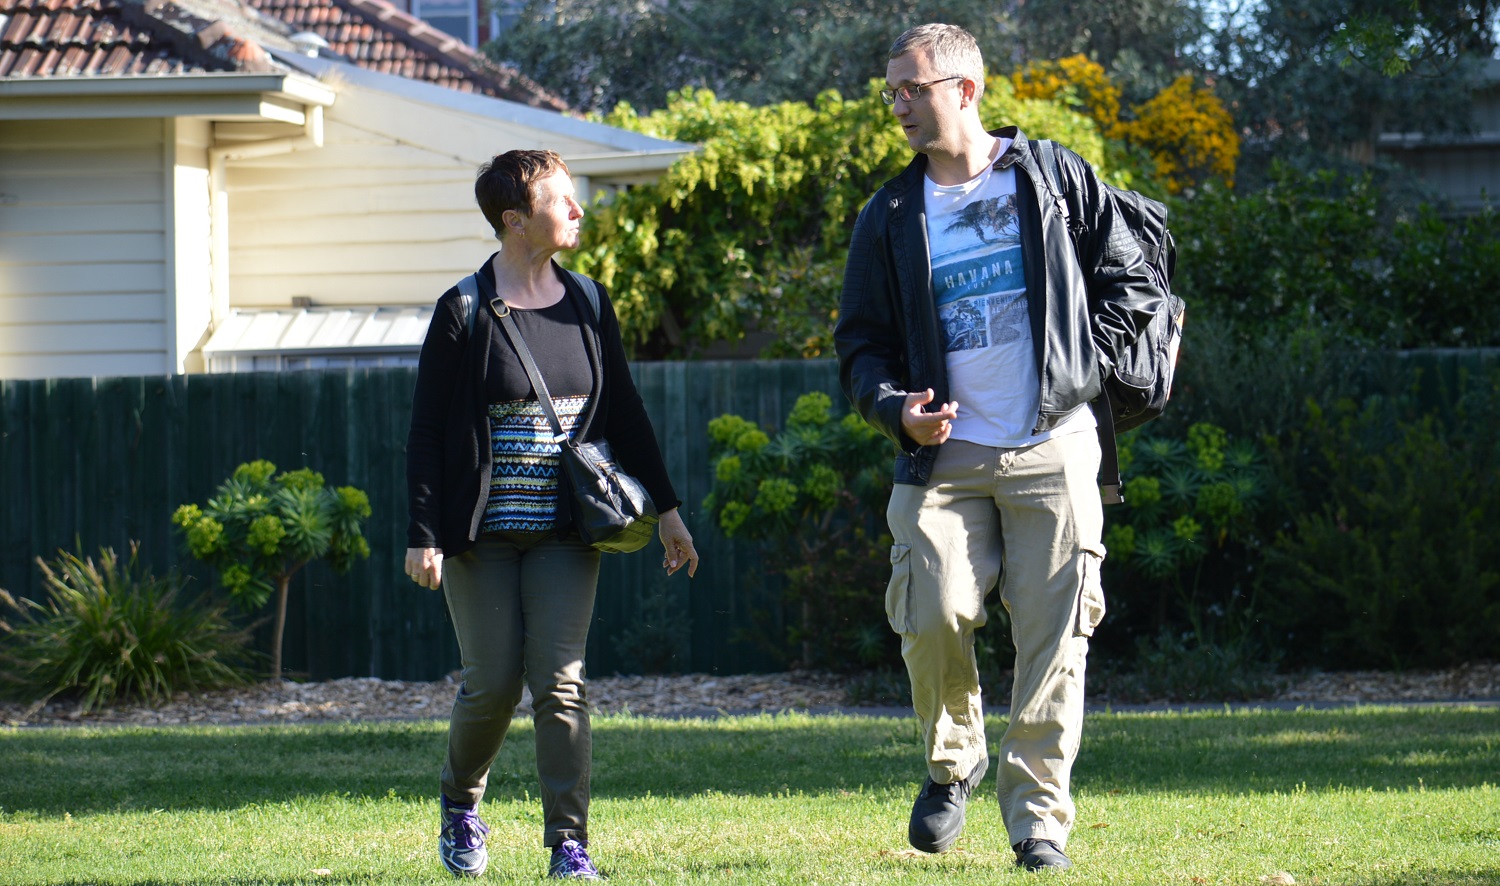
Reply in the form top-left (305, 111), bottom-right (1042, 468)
top-left (0, 361), bottom-right (845, 680)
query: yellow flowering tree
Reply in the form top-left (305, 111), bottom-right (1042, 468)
top-left (172, 461), bottom-right (372, 680)
top-left (1012, 55), bottom-right (1239, 193)
top-left (1116, 73), bottom-right (1240, 193)
top-left (1011, 55), bottom-right (1123, 137)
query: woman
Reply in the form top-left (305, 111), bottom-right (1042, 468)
top-left (404, 149), bottom-right (699, 880)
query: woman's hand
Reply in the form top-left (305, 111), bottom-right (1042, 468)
top-left (656, 508), bottom-right (700, 578)
top-left (405, 547), bottom-right (444, 590)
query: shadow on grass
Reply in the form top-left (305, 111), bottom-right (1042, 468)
top-left (2, 706), bottom-right (1496, 818)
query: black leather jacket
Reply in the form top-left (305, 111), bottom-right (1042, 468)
top-left (834, 127), bottom-right (1163, 485)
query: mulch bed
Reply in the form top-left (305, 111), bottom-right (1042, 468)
top-left (3, 663), bottom-right (1497, 728)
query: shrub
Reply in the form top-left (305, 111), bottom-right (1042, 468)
top-left (579, 81), bottom-right (1105, 359)
top-left (1174, 165), bottom-right (1500, 349)
top-left (1099, 422), bottom-right (1273, 660)
top-left (703, 392), bottom-right (896, 670)
top-left (1260, 379), bottom-right (1500, 669)
top-left (1099, 627), bottom-right (1284, 704)
top-left (173, 461), bottom-right (372, 680)
top-left (0, 544), bottom-right (257, 713)
top-left (612, 578), bottom-right (693, 675)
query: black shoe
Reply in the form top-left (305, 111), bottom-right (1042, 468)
top-left (1013, 838), bottom-right (1072, 871)
top-left (907, 755), bottom-right (989, 853)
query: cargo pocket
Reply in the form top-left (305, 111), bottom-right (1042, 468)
top-left (1074, 548), bottom-right (1107, 638)
top-left (886, 543), bottom-right (914, 635)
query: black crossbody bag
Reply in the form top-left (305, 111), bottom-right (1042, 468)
top-left (458, 273), bottom-right (659, 554)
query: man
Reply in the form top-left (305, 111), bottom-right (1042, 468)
top-left (834, 23), bottom-right (1162, 872)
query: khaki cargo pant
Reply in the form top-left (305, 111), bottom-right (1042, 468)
top-left (885, 432), bottom-right (1106, 849)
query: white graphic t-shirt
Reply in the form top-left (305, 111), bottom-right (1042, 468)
top-left (925, 146), bottom-right (1093, 446)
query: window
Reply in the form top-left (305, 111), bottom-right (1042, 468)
top-left (412, 0), bottom-right (476, 44)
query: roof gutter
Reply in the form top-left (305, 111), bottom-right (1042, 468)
top-left (0, 72), bottom-right (335, 120)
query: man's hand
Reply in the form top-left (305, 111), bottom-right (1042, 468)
top-left (900, 388), bottom-right (959, 446)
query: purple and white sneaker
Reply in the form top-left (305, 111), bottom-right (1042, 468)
top-left (548, 839), bottom-right (602, 880)
top-left (439, 796), bottom-right (490, 878)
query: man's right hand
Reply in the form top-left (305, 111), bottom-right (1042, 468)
top-left (900, 388), bottom-right (960, 446)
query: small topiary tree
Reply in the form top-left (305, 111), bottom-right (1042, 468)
top-left (172, 460), bottom-right (372, 681)
top-left (703, 392), bottom-right (895, 669)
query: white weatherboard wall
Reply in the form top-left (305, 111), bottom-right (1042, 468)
top-left (0, 118), bottom-right (174, 379)
top-left (222, 65), bottom-right (683, 311)
top-left (224, 87), bottom-right (502, 309)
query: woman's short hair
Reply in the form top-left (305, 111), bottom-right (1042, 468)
top-left (475, 149), bottom-right (570, 238)
top-left (888, 23), bottom-right (986, 101)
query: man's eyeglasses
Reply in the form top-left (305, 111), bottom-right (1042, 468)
top-left (880, 76), bottom-right (964, 105)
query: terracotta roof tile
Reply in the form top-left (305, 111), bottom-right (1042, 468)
top-left (0, 0), bottom-right (240, 76)
top-left (244, 0), bottom-right (568, 110)
top-left (1, 0), bottom-right (569, 111)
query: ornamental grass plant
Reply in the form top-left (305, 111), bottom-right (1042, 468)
top-left (0, 543), bottom-right (258, 714)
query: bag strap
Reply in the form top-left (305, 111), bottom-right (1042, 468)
top-left (1096, 397), bottom-right (1123, 505)
top-left (477, 272), bottom-right (608, 444)
top-left (492, 302), bottom-right (569, 441)
top-left (1029, 141), bottom-right (1124, 505)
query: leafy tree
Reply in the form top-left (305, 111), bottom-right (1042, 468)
top-left (1334, 1), bottom-right (1498, 76)
top-left (574, 80), bottom-right (1105, 358)
top-left (490, 0), bottom-right (1019, 113)
top-left (1011, 0), bottom-right (1210, 105)
top-left (172, 461), bottom-right (372, 681)
top-left (1195, 0), bottom-right (1496, 188)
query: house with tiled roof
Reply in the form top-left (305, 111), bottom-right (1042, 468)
top-left (0, 0), bottom-right (694, 378)
top-left (242, 0), bottom-right (566, 109)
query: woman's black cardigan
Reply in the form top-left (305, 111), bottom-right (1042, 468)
top-left (405, 256), bottom-right (680, 556)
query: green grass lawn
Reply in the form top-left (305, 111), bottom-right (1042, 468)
top-left (2, 705), bottom-right (1497, 884)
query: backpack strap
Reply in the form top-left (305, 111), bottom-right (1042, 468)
top-left (564, 269), bottom-right (602, 320)
top-left (456, 273), bottom-right (480, 339)
top-left (455, 268), bottom-right (600, 339)
top-left (1096, 397), bottom-right (1123, 505)
top-left (1030, 140), bottom-right (1124, 505)
top-left (1032, 139), bottom-right (1087, 241)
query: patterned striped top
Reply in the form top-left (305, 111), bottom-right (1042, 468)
top-left (481, 395), bottom-right (589, 533)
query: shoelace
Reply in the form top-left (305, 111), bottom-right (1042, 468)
top-left (444, 808), bottom-right (490, 850)
top-left (553, 840), bottom-right (598, 875)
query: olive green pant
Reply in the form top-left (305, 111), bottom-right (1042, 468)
top-left (885, 432), bottom-right (1106, 849)
top-left (440, 531), bottom-right (601, 848)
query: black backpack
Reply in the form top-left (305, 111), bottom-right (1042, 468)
top-left (1031, 139), bottom-right (1185, 504)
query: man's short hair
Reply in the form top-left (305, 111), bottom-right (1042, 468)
top-left (475, 149), bottom-right (570, 238)
top-left (888, 23), bottom-right (986, 102)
